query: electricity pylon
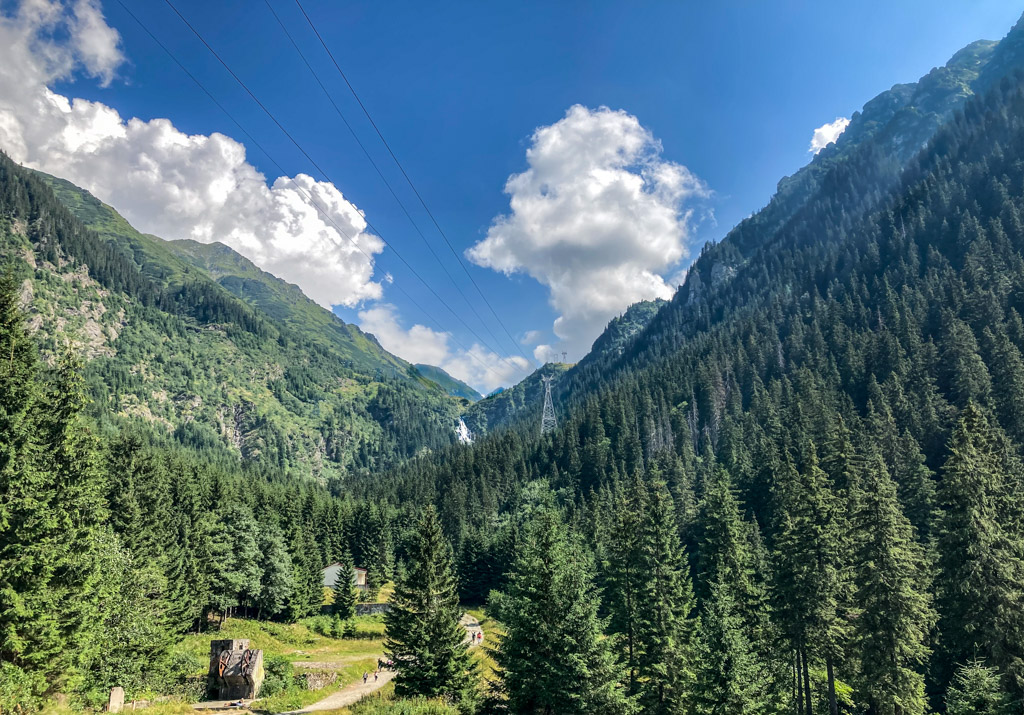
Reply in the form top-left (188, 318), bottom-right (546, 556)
top-left (541, 375), bottom-right (557, 435)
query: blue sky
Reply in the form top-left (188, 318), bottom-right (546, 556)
top-left (2, 0), bottom-right (1021, 390)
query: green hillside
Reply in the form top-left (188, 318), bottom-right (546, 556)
top-left (0, 160), bottom-right (461, 482)
top-left (413, 363), bottom-right (483, 402)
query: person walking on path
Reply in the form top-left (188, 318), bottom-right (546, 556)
top-left (362, 671), bottom-right (368, 685)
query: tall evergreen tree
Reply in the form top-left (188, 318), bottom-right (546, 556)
top-left (385, 506), bottom-right (472, 700)
top-left (255, 524), bottom-right (293, 620)
top-left (634, 479), bottom-right (697, 713)
top-left (851, 453), bottom-right (934, 715)
top-left (692, 577), bottom-right (767, 715)
top-left (936, 404), bottom-right (1024, 693)
top-left (772, 448), bottom-right (848, 715)
top-left (496, 508), bottom-right (629, 714)
top-left (601, 476), bottom-right (648, 694)
top-left (0, 270), bottom-right (54, 703)
top-left (331, 549), bottom-right (357, 621)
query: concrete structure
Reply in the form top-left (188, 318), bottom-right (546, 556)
top-left (208, 639), bottom-right (264, 700)
top-left (107, 687), bottom-right (125, 713)
top-left (321, 563), bottom-right (367, 589)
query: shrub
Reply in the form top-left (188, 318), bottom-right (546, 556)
top-left (260, 655), bottom-right (295, 698)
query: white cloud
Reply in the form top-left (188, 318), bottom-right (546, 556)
top-left (358, 304), bottom-right (531, 393)
top-left (468, 105), bottom-right (708, 359)
top-left (809, 116), bottom-right (850, 153)
top-left (520, 329), bottom-right (543, 345)
top-left (0, 0), bottom-right (382, 308)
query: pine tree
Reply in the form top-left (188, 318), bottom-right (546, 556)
top-left (495, 508), bottom-right (629, 714)
top-left (201, 505), bottom-right (262, 622)
top-left (384, 507), bottom-right (472, 700)
top-left (634, 479), bottom-right (697, 713)
top-left (851, 453), bottom-right (934, 714)
top-left (601, 476), bottom-right (648, 694)
top-left (945, 661), bottom-right (1013, 715)
top-left (331, 550), bottom-right (357, 622)
top-left (936, 404), bottom-right (1024, 693)
top-left (772, 448), bottom-right (848, 715)
top-left (0, 269), bottom-right (53, 702)
top-left (255, 524), bottom-right (293, 620)
top-left (692, 577), bottom-right (766, 715)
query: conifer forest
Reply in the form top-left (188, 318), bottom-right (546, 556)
top-left (6, 4), bottom-right (1024, 715)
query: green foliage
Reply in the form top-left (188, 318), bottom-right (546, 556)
top-left (946, 661), bottom-right (1014, 715)
top-left (494, 509), bottom-right (630, 714)
top-left (332, 551), bottom-right (358, 622)
top-left (851, 453), bottom-right (934, 714)
top-left (259, 654), bottom-right (295, 698)
top-left (385, 507), bottom-right (472, 701)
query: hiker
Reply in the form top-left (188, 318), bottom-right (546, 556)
top-left (374, 670), bottom-right (379, 682)
top-left (377, 658), bottom-right (383, 671)
top-left (362, 671), bottom-right (368, 685)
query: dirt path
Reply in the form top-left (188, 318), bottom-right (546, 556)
top-left (284, 668), bottom-right (396, 713)
top-left (281, 613), bottom-right (482, 713)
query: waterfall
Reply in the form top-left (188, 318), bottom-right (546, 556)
top-left (456, 418), bottom-right (474, 444)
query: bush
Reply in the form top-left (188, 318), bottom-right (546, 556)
top-left (302, 615), bottom-right (333, 638)
top-left (162, 652), bottom-right (206, 702)
top-left (0, 662), bottom-right (46, 714)
top-left (259, 655), bottom-right (295, 698)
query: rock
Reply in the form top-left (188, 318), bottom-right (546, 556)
top-left (108, 687), bottom-right (125, 713)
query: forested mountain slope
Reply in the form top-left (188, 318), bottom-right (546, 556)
top-left (542, 14), bottom-right (1024, 419)
top-left (368, 42), bottom-right (1024, 711)
top-left (413, 363), bottom-right (483, 402)
top-left (462, 300), bottom-right (665, 436)
top-left (0, 159), bottom-right (461, 481)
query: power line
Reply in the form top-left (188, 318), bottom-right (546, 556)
top-left (114, 0), bottom-right (511, 381)
top-left (155, 0), bottom-right (526, 375)
top-left (291, 0), bottom-right (534, 366)
top-left (260, 0), bottom-right (513, 366)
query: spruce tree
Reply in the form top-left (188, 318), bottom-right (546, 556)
top-left (601, 476), bottom-right (648, 694)
top-left (255, 524), bottom-right (293, 620)
top-left (331, 550), bottom-right (357, 622)
top-left (772, 448), bottom-right (848, 715)
top-left (692, 577), bottom-right (766, 715)
top-left (495, 508), bottom-right (629, 714)
top-left (851, 453), bottom-right (934, 715)
top-left (384, 506), bottom-right (472, 700)
top-left (0, 269), bottom-right (52, 702)
top-left (945, 661), bottom-right (1013, 715)
top-left (634, 480), bottom-right (697, 714)
top-left (936, 404), bottom-right (1024, 693)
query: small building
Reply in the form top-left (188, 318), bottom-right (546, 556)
top-left (322, 563), bottom-right (367, 590)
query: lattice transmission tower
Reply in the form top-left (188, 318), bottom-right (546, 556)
top-left (541, 375), bottom-right (557, 435)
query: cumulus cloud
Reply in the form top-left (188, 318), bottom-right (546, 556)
top-left (358, 304), bottom-right (531, 393)
top-left (0, 0), bottom-right (383, 307)
top-left (809, 116), bottom-right (850, 153)
top-left (468, 105), bottom-right (708, 359)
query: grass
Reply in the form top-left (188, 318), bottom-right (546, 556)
top-left (464, 607), bottom-right (504, 691)
top-left (252, 657), bottom-right (378, 714)
top-left (174, 617), bottom-right (386, 672)
top-left (317, 683), bottom-right (457, 715)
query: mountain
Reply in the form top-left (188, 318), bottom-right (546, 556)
top-left (368, 20), bottom-right (1024, 708)
top-left (462, 361), bottom-right (570, 437)
top-left (163, 237), bottom-right (410, 375)
top-left (0, 159), bottom-right (461, 481)
top-left (460, 299), bottom-right (666, 436)
top-left (414, 363), bottom-right (483, 402)
top-left (536, 13), bottom-right (1024, 419)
